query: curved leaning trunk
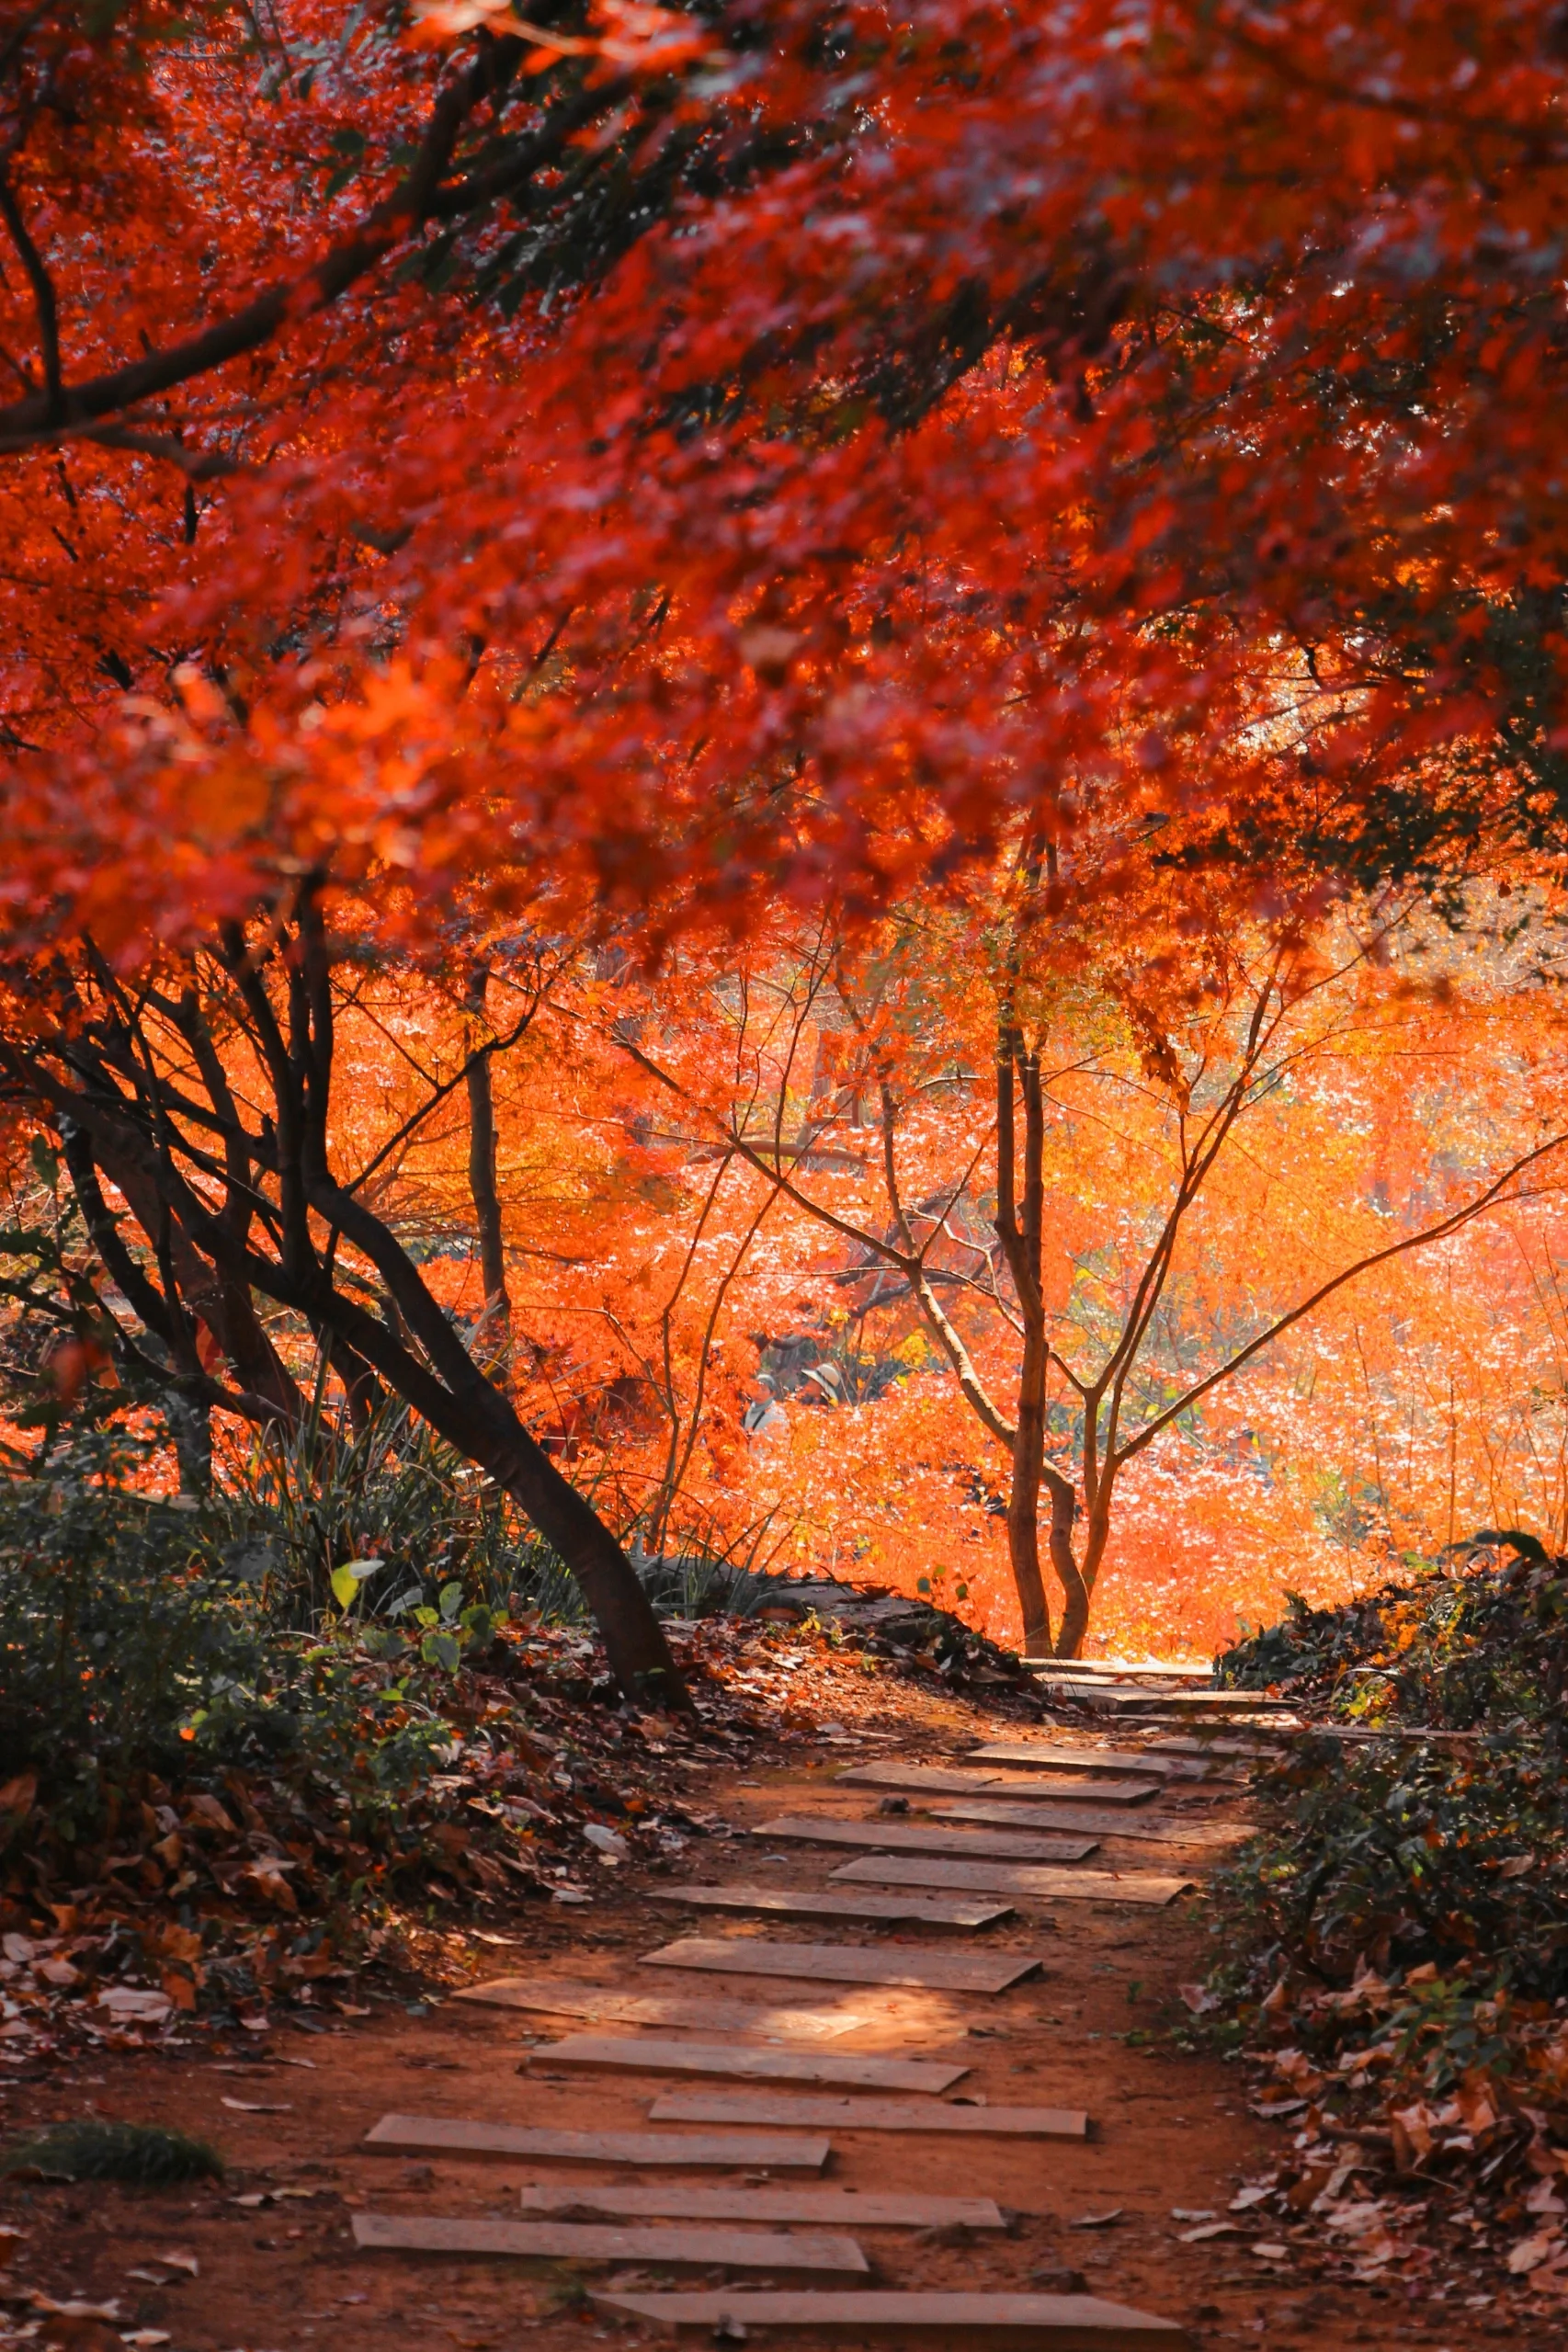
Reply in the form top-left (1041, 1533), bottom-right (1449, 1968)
top-left (280, 1272), bottom-right (695, 1713)
top-left (465, 1385), bottom-right (689, 1707)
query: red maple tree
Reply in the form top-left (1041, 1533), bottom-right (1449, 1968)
top-left (6, 0), bottom-right (1568, 1673)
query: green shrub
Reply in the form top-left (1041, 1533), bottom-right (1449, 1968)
top-left (1, 2120), bottom-right (222, 2183)
top-left (1204, 1544), bottom-right (1568, 2187)
top-left (1215, 1541), bottom-right (1568, 1724)
top-left (1209, 1729), bottom-right (1568, 2003)
top-left (0, 1437), bottom-right (265, 1802)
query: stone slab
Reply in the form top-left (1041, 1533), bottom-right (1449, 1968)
top-left (967, 1743), bottom-right (1176, 1776)
top-left (835, 1763), bottom-right (1165, 1804)
top-left (351, 2211), bottom-right (867, 2278)
top-left (976, 1776), bottom-right (1164, 1807)
top-left (754, 1814), bottom-right (1097, 1861)
top-left (1142, 1734), bottom-right (1278, 1756)
top-left (517, 2185), bottom-right (1008, 2229)
top-left (836, 1764), bottom-right (1025, 1796)
top-left (648, 2089), bottom-right (1087, 2139)
top-left (830, 1857), bottom-right (1195, 1904)
top-left (640, 1938), bottom-right (1043, 1993)
top-left (534, 2033), bottom-right (968, 2094)
top-left (451, 1979), bottom-right (868, 2039)
top-left (929, 1802), bottom-right (1249, 1848)
top-left (1022, 1660), bottom-right (1212, 1682)
top-left (650, 1882), bottom-right (1016, 1929)
top-left (363, 2113), bottom-right (831, 2169)
top-left (590, 2290), bottom-right (1187, 2346)
top-left (1053, 1687), bottom-right (1292, 1716)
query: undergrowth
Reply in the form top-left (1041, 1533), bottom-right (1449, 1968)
top-left (1204, 1538), bottom-right (1568, 2203)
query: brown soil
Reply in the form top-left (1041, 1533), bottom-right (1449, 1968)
top-left (0, 1674), bottom-right (1540, 2352)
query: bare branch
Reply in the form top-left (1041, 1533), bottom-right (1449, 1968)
top-left (1115, 1130), bottom-right (1568, 1468)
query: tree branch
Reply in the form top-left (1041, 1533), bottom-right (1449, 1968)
top-left (0, 53), bottom-right (623, 454)
top-left (0, 170), bottom-right (62, 421)
top-left (1114, 1130), bottom-right (1568, 1468)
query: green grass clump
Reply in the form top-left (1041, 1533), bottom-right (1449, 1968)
top-left (0, 2119), bottom-right (222, 2184)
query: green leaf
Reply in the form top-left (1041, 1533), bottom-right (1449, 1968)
top-left (438, 1581), bottom-right (463, 1622)
top-left (422, 1630), bottom-right (461, 1672)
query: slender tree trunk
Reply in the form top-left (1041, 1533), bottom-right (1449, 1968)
top-left (1008, 1323), bottom-right (1052, 1656)
top-left (166, 1390), bottom-right (213, 1498)
top-left (75, 1124), bottom-right (304, 1427)
top-left (467, 1051), bottom-right (510, 1326)
top-left (1046, 1467), bottom-right (1092, 1657)
top-left (996, 1005), bottom-right (1056, 1656)
top-left (463, 967), bottom-right (511, 1355)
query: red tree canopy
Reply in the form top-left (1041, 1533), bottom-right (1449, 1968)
top-left (3, 0), bottom-right (1567, 942)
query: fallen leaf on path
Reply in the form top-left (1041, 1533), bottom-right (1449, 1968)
top-left (96, 1988), bottom-right (172, 2023)
top-left (1180, 2221), bottom-right (1238, 2243)
top-left (1508, 2232), bottom-right (1563, 2276)
top-left (1070, 2208), bottom-right (1124, 2228)
top-left (221, 2097), bottom-right (292, 2113)
top-left (1171, 2208), bottom-right (1215, 2221)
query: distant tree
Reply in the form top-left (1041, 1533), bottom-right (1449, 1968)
top-left (616, 869), bottom-right (1568, 1653)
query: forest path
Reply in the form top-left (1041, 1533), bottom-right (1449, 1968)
top-left (0, 1690), bottom-right (1517, 2352)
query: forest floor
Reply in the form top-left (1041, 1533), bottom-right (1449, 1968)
top-left (0, 1652), bottom-right (1546, 2352)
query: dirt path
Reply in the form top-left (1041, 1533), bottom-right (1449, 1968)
top-left (0, 1687), bottom-right (1537, 2352)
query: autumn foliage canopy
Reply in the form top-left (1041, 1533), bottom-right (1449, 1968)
top-left (5, 0), bottom-right (1568, 1665)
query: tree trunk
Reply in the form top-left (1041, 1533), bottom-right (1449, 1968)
top-left (465, 1043), bottom-right (511, 1347)
top-left (402, 1366), bottom-right (689, 1708)
top-left (1045, 1467), bottom-right (1091, 1657)
top-left (1048, 1478), bottom-right (1109, 1660)
top-left (78, 1125), bottom-right (304, 1428)
top-left (25, 926), bottom-right (694, 1715)
top-left (166, 1388), bottom-right (213, 1498)
top-left (1007, 1326), bottom-right (1052, 1656)
top-left (996, 1012), bottom-right (1055, 1659)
